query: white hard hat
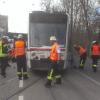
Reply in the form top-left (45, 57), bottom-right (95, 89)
top-left (8, 39), bottom-right (12, 42)
top-left (18, 34), bottom-right (23, 39)
top-left (50, 36), bottom-right (57, 41)
top-left (92, 41), bottom-right (96, 44)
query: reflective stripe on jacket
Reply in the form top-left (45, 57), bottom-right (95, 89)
top-left (91, 44), bottom-right (100, 55)
top-left (50, 43), bottom-right (59, 61)
top-left (15, 40), bottom-right (25, 56)
top-left (0, 41), bottom-right (8, 57)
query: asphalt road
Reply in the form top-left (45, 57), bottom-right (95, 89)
top-left (0, 59), bottom-right (100, 100)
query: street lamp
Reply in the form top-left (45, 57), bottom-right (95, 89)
top-left (64, 12), bottom-right (70, 69)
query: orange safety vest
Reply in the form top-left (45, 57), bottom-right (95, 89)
top-left (15, 40), bottom-right (25, 56)
top-left (79, 46), bottom-right (86, 55)
top-left (50, 43), bottom-right (59, 61)
top-left (91, 44), bottom-right (100, 55)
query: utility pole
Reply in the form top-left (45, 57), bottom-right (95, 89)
top-left (69, 0), bottom-right (73, 51)
top-left (95, 6), bottom-right (100, 42)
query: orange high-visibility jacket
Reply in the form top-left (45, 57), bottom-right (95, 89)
top-left (50, 43), bottom-right (59, 61)
top-left (91, 44), bottom-right (100, 55)
top-left (79, 46), bottom-right (86, 55)
top-left (15, 40), bottom-right (25, 56)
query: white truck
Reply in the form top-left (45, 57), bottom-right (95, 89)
top-left (27, 11), bottom-right (69, 70)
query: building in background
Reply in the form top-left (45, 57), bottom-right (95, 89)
top-left (0, 15), bottom-right (8, 37)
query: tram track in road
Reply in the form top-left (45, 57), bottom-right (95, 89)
top-left (0, 76), bottom-right (18, 100)
top-left (49, 88), bottom-right (58, 100)
top-left (0, 70), bottom-right (65, 100)
top-left (0, 64), bottom-right (17, 87)
top-left (63, 69), bottom-right (100, 100)
top-left (66, 66), bottom-right (100, 87)
top-left (63, 77), bottom-right (89, 100)
top-left (8, 77), bottom-right (57, 100)
top-left (74, 69), bottom-right (100, 87)
top-left (6, 77), bottom-right (42, 100)
top-left (3, 68), bottom-right (100, 100)
top-left (42, 67), bottom-right (100, 100)
top-left (0, 70), bottom-right (44, 100)
top-left (0, 76), bottom-right (17, 88)
top-left (41, 77), bottom-right (58, 100)
top-left (43, 76), bottom-right (84, 100)
top-left (42, 70), bottom-right (95, 100)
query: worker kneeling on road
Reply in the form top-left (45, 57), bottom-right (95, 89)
top-left (91, 41), bottom-right (100, 72)
top-left (45, 36), bottom-right (62, 88)
top-left (14, 34), bottom-right (28, 80)
top-left (74, 44), bottom-right (87, 69)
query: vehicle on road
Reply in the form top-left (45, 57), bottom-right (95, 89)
top-left (27, 11), bottom-right (69, 70)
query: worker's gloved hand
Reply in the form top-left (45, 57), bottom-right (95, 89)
top-left (57, 60), bottom-right (61, 70)
top-left (47, 56), bottom-right (50, 61)
top-left (57, 60), bottom-right (60, 64)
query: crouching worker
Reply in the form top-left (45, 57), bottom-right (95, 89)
top-left (74, 44), bottom-right (87, 69)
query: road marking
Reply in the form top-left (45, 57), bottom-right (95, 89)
top-left (19, 95), bottom-right (24, 100)
top-left (19, 80), bottom-right (24, 100)
top-left (19, 80), bottom-right (24, 88)
top-left (77, 70), bottom-right (100, 87)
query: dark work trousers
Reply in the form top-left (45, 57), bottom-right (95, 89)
top-left (80, 52), bottom-right (87, 68)
top-left (16, 55), bottom-right (27, 78)
top-left (47, 60), bottom-right (61, 84)
top-left (0, 57), bottom-right (8, 76)
top-left (91, 55), bottom-right (99, 69)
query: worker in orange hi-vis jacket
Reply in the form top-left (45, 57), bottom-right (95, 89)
top-left (45, 36), bottom-right (61, 88)
top-left (91, 41), bottom-right (100, 72)
top-left (74, 44), bottom-right (87, 69)
top-left (14, 34), bottom-right (28, 80)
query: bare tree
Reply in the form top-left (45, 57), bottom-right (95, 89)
top-left (40, 0), bottom-right (97, 51)
top-left (98, 0), bottom-right (100, 4)
top-left (41, 0), bottom-right (52, 12)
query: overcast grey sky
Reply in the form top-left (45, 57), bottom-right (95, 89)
top-left (0, 0), bottom-right (99, 33)
top-left (0, 0), bottom-right (41, 33)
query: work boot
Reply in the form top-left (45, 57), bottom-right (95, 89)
top-left (7, 63), bottom-right (11, 67)
top-left (55, 78), bottom-right (62, 85)
top-left (79, 66), bottom-right (84, 70)
top-left (93, 67), bottom-right (97, 72)
top-left (23, 75), bottom-right (29, 80)
top-left (45, 80), bottom-right (52, 88)
top-left (18, 77), bottom-right (22, 80)
top-left (2, 74), bottom-right (6, 78)
top-left (1, 72), bottom-right (6, 78)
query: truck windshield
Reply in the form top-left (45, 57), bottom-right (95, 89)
top-left (29, 12), bottom-right (67, 47)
